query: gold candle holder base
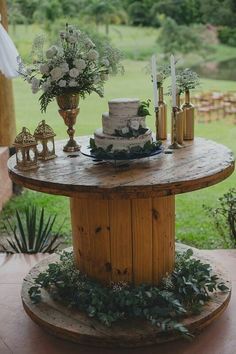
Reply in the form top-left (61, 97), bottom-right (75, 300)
top-left (168, 141), bottom-right (183, 150)
top-left (56, 94), bottom-right (80, 152)
top-left (168, 107), bottom-right (183, 150)
top-left (58, 108), bottom-right (81, 152)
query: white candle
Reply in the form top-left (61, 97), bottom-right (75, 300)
top-left (151, 54), bottom-right (158, 109)
top-left (170, 55), bottom-right (176, 107)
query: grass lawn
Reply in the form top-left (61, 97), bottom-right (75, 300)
top-left (1, 25), bottom-right (236, 249)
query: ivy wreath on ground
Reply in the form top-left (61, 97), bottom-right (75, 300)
top-left (29, 249), bottom-right (228, 338)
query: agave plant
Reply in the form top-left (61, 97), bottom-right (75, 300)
top-left (2, 206), bottom-right (61, 254)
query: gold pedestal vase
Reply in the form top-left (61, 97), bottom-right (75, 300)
top-left (169, 107), bottom-right (182, 149)
top-left (56, 94), bottom-right (80, 152)
top-left (170, 94), bottom-right (184, 147)
top-left (156, 86), bottom-right (167, 141)
top-left (181, 90), bottom-right (195, 140)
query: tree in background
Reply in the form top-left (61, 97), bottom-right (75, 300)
top-left (152, 0), bottom-right (202, 26)
top-left (82, 0), bottom-right (122, 35)
top-left (158, 17), bottom-right (207, 56)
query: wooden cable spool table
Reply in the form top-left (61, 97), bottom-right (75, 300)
top-left (7, 136), bottom-right (235, 346)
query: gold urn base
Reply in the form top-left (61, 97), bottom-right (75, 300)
top-left (63, 138), bottom-right (81, 153)
top-left (56, 94), bottom-right (80, 152)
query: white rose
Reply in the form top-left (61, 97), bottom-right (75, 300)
top-left (121, 127), bottom-right (129, 134)
top-left (74, 59), bottom-right (86, 71)
top-left (102, 58), bottom-right (110, 67)
top-left (46, 45), bottom-right (58, 59)
top-left (60, 62), bottom-right (69, 73)
top-left (84, 38), bottom-right (95, 49)
top-left (130, 120), bottom-right (140, 131)
top-left (87, 49), bottom-right (99, 61)
top-left (31, 77), bottom-right (40, 94)
top-left (68, 35), bottom-right (77, 44)
top-left (50, 67), bottom-right (64, 81)
top-left (60, 31), bottom-right (66, 39)
top-left (26, 67), bottom-right (33, 75)
top-left (41, 81), bottom-right (50, 92)
top-left (39, 63), bottom-right (50, 75)
top-left (58, 80), bottom-right (67, 87)
top-left (69, 80), bottom-right (77, 87)
top-left (93, 75), bottom-right (100, 84)
top-left (69, 68), bottom-right (80, 78)
top-left (100, 73), bottom-right (108, 81)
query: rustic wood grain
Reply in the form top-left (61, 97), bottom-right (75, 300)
top-left (8, 136), bottom-right (234, 199)
top-left (21, 247), bottom-right (231, 348)
top-left (109, 199), bottom-right (133, 283)
top-left (132, 198), bottom-right (153, 284)
top-left (152, 196), bottom-right (175, 283)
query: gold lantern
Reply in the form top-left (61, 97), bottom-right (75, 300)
top-left (14, 127), bottom-right (38, 170)
top-left (34, 120), bottom-right (56, 160)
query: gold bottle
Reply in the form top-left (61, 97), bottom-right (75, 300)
top-left (156, 86), bottom-right (167, 140)
top-left (182, 90), bottom-right (194, 140)
top-left (171, 94), bottom-right (184, 145)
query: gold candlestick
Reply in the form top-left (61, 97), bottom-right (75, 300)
top-left (182, 90), bottom-right (195, 140)
top-left (175, 94), bottom-right (184, 145)
top-left (156, 86), bottom-right (167, 140)
top-left (168, 107), bottom-right (182, 149)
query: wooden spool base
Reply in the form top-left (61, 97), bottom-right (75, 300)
top-left (21, 247), bottom-right (231, 348)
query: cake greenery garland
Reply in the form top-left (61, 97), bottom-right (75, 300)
top-left (137, 99), bottom-right (151, 116)
top-left (89, 138), bottom-right (162, 160)
top-left (28, 249), bottom-right (228, 338)
top-left (113, 125), bottom-right (148, 138)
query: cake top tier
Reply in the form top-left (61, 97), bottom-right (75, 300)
top-left (108, 98), bottom-right (140, 118)
top-left (109, 98), bottom-right (139, 104)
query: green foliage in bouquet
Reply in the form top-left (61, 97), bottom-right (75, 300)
top-left (28, 249), bottom-right (228, 338)
top-left (19, 24), bottom-right (123, 112)
top-left (176, 68), bottom-right (200, 94)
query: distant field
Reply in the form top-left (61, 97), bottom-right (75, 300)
top-left (1, 25), bottom-right (236, 249)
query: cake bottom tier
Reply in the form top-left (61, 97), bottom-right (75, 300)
top-left (94, 128), bottom-right (153, 152)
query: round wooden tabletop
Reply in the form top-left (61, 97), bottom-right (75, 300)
top-left (8, 136), bottom-right (235, 199)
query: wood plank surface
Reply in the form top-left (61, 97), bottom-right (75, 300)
top-left (70, 198), bottom-right (91, 274)
top-left (109, 199), bottom-right (133, 283)
top-left (132, 198), bottom-right (153, 284)
top-left (71, 198), bottom-right (111, 282)
top-left (8, 136), bottom-right (234, 199)
top-left (152, 195), bottom-right (175, 284)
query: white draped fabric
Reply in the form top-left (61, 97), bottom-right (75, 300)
top-left (0, 23), bottom-right (19, 78)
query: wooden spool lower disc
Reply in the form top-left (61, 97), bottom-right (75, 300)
top-left (21, 247), bottom-right (231, 348)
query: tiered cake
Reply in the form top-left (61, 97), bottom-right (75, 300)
top-left (94, 98), bottom-right (153, 152)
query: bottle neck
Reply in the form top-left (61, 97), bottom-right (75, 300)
top-left (176, 94), bottom-right (181, 108)
top-left (185, 90), bottom-right (190, 104)
top-left (158, 86), bottom-right (164, 104)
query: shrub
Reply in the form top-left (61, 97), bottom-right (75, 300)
top-left (203, 189), bottom-right (236, 247)
top-left (218, 27), bottom-right (236, 47)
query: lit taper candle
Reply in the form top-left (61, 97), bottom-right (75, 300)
top-left (151, 54), bottom-right (158, 109)
top-left (170, 54), bottom-right (176, 107)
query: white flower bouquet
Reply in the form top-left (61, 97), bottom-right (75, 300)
top-left (19, 24), bottom-right (123, 112)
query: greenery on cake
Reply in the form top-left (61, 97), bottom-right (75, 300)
top-left (28, 248), bottom-right (228, 338)
top-left (89, 138), bottom-right (162, 160)
top-left (137, 99), bottom-right (151, 116)
top-left (113, 125), bottom-right (148, 138)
